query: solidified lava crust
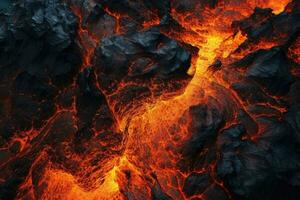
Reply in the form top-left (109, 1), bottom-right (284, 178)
top-left (0, 0), bottom-right (300, 200)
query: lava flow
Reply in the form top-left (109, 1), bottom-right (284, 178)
top-left (1, 0), bottom-right (300, 200)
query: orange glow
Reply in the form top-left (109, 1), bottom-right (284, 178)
top-left (104, 8), bottom-right (122, 34)
top-left (247, 0), bottom-right (291, 14)
top-left (39, 167), bottom-right (121, 200)
top-left (289, 36), bottom-right (300, 64)
top-left (26, 1), bottom-right (292, 199)
top-left (72, 7), bottom-right (100, 71)
top-left (116, 1), bottom-right (291, 198)
top-left (142, 17), bottom-right (160, 29)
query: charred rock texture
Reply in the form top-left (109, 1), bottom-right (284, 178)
top-left (1, 0), bottom-right (300, 200)
top-left (93, 27), bottom-right (194, 115)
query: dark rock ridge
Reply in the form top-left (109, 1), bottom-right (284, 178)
top-left (93, 27), bottom-right (194, 114)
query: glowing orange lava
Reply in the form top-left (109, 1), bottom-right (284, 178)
top-left (38, 1), bottom-right (292, 199)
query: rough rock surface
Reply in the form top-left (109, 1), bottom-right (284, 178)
top-left (1, 0), bottom-right (300, 200)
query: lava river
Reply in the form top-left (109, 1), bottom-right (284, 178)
top-left (1, 0), bottom-right (300, 200)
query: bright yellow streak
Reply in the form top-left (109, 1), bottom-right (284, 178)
top-left (40, 166), bottom-right (121, 200)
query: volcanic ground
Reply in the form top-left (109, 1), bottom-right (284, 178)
top-left (1, 0), bottom-right (300, 200)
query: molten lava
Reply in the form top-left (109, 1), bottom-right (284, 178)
top-left (1, 0), bottom-right (299, 200)
top-left (63, 0), bottom-right (291, 199)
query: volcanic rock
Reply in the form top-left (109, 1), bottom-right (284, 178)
top-left (183, 172), bottom-right (212, 197)
top-left (93, 27), bottom-right (194, 114)
top-left (216, 119), bottom-right (300, 200)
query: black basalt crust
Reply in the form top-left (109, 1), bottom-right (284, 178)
top-left (1, 0), bottom-right (300, 200)
top-left (93, 27), bottom-right (194, 114)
